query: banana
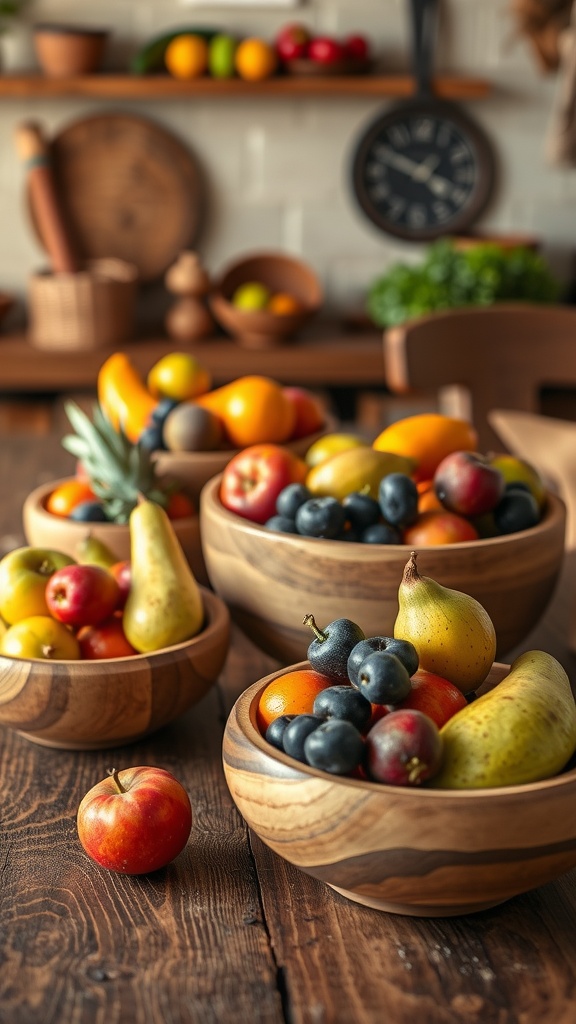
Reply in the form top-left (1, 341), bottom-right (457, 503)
top-left (433, 650), bottom-right (576, 788)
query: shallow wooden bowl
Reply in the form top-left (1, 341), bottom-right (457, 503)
top-left (223, 660), bottom-right (576, 916)
top-left (209, 251), bottom-right (323, 350)
top-left (153, 418), bottom-right (335, 507)
top-left (0, 588), bottom-right (229, 750)
top-left (201, 476), bottom-right (566, 662)
top-left (22, 476), bottom-right (209, 586)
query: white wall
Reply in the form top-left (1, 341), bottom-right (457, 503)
top-left (0, 0), bottom-right (573, 325)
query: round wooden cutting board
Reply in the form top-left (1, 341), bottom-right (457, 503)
top-left (29, 112), bottom-right (204, 282)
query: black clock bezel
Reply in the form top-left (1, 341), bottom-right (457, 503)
top-left (350, 98), bottom-right (496, 242)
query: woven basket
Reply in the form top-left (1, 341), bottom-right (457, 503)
top-left (28, 257), bottom-right (138, 351)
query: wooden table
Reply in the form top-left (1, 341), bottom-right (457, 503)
top-left (2, 428), bottom-right (576, 1024)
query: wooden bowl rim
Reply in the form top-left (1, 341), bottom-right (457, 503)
top-left (0, 585), bottom-right (228, 669)
top-left (24, 476), bottom-right (198, 528)
top-left (202, 474), bottom-right (566, 552)
top-left (230, 660), bottom-right (576, 799)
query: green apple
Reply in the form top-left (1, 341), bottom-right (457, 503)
top-left (488, 453), bottom-right (547, 508)
top-left (0, 615), bottom-right (81, 660)
top-left (231, 281), bottom-right (271, 311)
top-left (0, 547), bottom-right (75, 625)
top-left (209, 33), bottom-right (237, 78)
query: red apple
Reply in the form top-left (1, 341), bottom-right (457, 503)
top-left (78, 617), bottom-right (138, 659)
top-left (45, 564), bottom-right (120, 627)
top-left (77, 766), bottom-right (192, 875)
top-left (365, 709), bottom-right (443, 786)
top-left (434, 450), bottom-right (505, 517)
top-left (283, 386), bottom-right (325, 439)
top-left (343, 34), bottom-right (370, 60)
top-left (219, 443), bottom-right (308, 524)
top-left (109, 560), bottom-right (131, 609)
top-left (368, 668), bottom-right (468, 731)
top-left (276, 22), bottom-right (311, 61)
top-left (308, 36), bottom-right (345, 63)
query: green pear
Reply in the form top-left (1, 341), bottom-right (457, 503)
top-left (433, 650), bottom-right (576, 788)
top-left (123, 500), bottom-right (204, 653)
top-left (76, 533), bottom-right (118, 569)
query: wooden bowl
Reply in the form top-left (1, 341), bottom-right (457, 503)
top-left (33, 24), bottom-right (109, 77)
top-left (22, 477), bottom-right (208, 587)
top-left (0, 588), bottom-right (229, 750)
top-left (200, 476), bottom-right (566, 662)
top-left (153, 417), bottom-right (335, 507)
top-left (209, 251), bottom-right (323, 350)
top-left (223, 660), bottom-right (576, 916)
top-left (283, 57), bottom-right (372, 76)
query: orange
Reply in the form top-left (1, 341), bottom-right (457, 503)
top-left (372, 414), bottom-right (478, 484)
top-left (196, 375), bottom-right (296, 447)
top-left (235, 37), bottom-right (278, 81)
top-left (256, 668), bottom-right (333, 734)
top-left (403, 510), bottom-right (479, 545)
top-left (267, 292), bottom-right (303, 316)
top-left (165, 34), bottom-right (209, 80)
top-left (46, 480), bottom-right (96, 517)
top-left (417, 481), bottom-right (444, 513)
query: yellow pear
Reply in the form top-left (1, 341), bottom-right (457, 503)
top-left (394, 552), bottom-right (496, 694)
top-left (76, 533), bottom-right (118, 569)
top-left (434, 651), bottom-right (576, 788)
top-left (123, 500), bottom-right (204, 653)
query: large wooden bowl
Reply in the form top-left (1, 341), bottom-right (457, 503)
top-left (0, 588), bottom-right (229, 750)
top-left (22, 477), bottom-right (208, 586)
top-left (201, 476), bottom-right (566, 662)
top-left (223, 661), bottom-right (576, 916)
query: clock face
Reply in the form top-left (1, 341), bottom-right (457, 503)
top-left (351, 101), bottom-right (496, 241)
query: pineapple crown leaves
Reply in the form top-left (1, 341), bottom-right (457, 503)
top-left (61, 400), bottom-right (171, 524)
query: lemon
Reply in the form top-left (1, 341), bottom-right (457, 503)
top-left (209, 34), bottom-right (237, 78)
top-left (231, 281), bottom-right (271, 311)
top-left (147, 352), bottom-right (212, 402)
top-left (165, 34), bottom-right (209, 80)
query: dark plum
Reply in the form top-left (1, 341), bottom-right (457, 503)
top-left (378, 473), bottom-right (419, 528)
top-left (69, 501), bottom-right (109, 522)
top-left (355, 651), bottom-right (412, 705)
top-left (304, 613), bottom-right (365, 684)
top-left (265, 714), bottom-right (296, 750)
top-left (264, 514), bottom-right (299, 534)
top-left (342, 492), bottom-right (381, 533)
top-left (139, 422), bottom-right (165, 451)
top-left (276, 483), bottom-right (312, 520)
top-left (361, 523), bottom-right (401, 545)
top-left (151, 398), bottom-right (179, 427)
top-left (347, 636), bottom-right (419, 686)
top-left (282, 714), bottom-right (325, 762)
top-left (313, 684), bottom-right (372, 732)
top-left (304, 719), bottom-right (365, 775)
top-left (295, 497), bottom-right (347, 539)
top-left (494, 490), bottom-right (540, 534)
top-left (365, 709), bottom-right (443, 786)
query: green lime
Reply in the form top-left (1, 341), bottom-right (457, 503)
top-left (232, 281), bottom-right (271, 311)
top-left (209, 33), bottom-right (237, 79)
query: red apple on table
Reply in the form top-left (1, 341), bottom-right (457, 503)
top-left (77, 767), bottom-right (192, 875)
top-left (45, 563), bottom-right (120, 627)
top-left (433, 450), bottom-right (505, 517)
top-left (219, 443), bottom-right (308, 524)
top-left (276, 22), bottom-right (311, 61)
top-left (283, 386), bottom-right (325, 439)
top-left (308, 36), bottom-right (345, 63)
top-left (0, 546), bottom-right (75, 625)
top-left (344, 34), bottom-right (370, 60)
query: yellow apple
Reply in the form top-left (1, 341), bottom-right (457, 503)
top-left (0, 547), bottom-right (75, 625)
top-left (488, 453), bottom-right (547, 508)
top-left (0, 615), bottom-right (81, 660)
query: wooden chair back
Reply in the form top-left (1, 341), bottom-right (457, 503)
top-left (383, 303), bottom-right (576, 451)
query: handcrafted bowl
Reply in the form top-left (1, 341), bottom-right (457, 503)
top-left (209, 251), bottom-right (323, 350)
top-left (223, 660), bottom-right (576, 916)
top-left (33, 23), bottom-right (109, 77)
top-left (22, 477), bottom-right (208, 586)
top-left (153, 417), bottom-right (335, 507)
top-left (201, 476), bottom-right (566, 662)
top-left (0, 588), bottom-right (229, 750)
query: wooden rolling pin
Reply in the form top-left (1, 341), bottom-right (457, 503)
top-left (14, 120), bottom-right (79, 274)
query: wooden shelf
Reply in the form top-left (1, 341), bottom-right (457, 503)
top-left (0, 73), bottom-right (492, 100)
top-left (0, 323), bottom-right (386, 393)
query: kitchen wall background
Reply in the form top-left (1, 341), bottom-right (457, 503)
top-left (0, 0), bottom-right (573, 326)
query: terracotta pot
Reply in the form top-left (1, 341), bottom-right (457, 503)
top-left (33, 24), bottom-right (109, 78)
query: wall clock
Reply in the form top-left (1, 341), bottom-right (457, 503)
top-left (350, 0), bottom-right (496, 242)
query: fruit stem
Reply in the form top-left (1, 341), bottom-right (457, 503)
top-left (402, 551), bottom-right (421, 587)
top-left (42, 644), bottom-right (55, 658)
top-left (302, 613), bottom-right (327, 643)
top-left (108, 767), bottom-right (126, 793)
top-left (405, 757), bottom-right (428, 785)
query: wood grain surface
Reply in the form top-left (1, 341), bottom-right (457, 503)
top-left (1, 411), bottom-right (576, 1022)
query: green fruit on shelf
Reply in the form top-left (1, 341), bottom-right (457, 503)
top-left (209, 34), bottom-right (238, 79)
top-left (231, 281), bottom-right (271, 311)
top-left (130, 26), bottom-right (219, 75)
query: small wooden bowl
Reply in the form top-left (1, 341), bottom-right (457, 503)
top-left (283, 57), bottom-right (372, 76)
top-left (153, 418), bottom-right (335, 507)
top-left (22, 477), bottom-right (208, 586)
top-left (209, 251), bottom-right (323, 350)
top-left (0, 588), bottom-right (229, 750)
top-left (200, 476), bottom-right (566, 662)
top-left (33, 23), bottom-right (109, 77)
top-left (223, 660), bottom-right (576, 916)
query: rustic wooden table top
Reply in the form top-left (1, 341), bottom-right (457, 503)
top-left (1, 426), bottom-right (576, 1024)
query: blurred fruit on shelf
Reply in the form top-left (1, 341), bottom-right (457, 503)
top-left (209, 33), bottom-right (238, 78)
top-left (147, 352), bottom-right (211, 403)
top-left (130, 26), bottom-right (218, 75)
top-left (267, 292), bottom-right (303, 315)
top-left (275, 23), bottom-right (311, 61)
top-left (232, 281), bottom-right (271, 311)
top-left (343, 34), bottom-right (370, 60)
top-left (235, 38), bottom-right (278, 81)
top-left (164, 33), bottom-right (209, 79)
top-left (308, 36), bottom-right (345, 62)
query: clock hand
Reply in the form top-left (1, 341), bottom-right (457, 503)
top-left (410, 154), bottom-right (440, 183)
top-left (378, 146), bottom-right (421, 176)
top-left (426, 174), bottom-right (460, 200)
